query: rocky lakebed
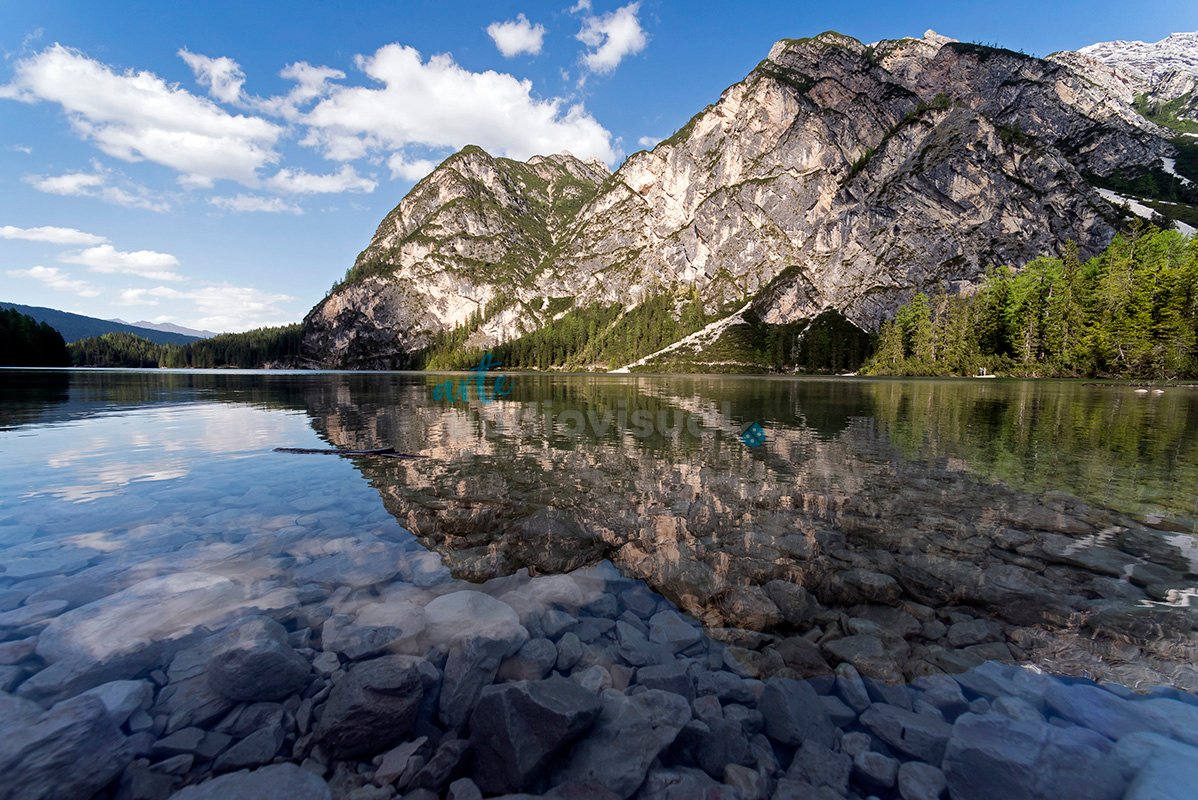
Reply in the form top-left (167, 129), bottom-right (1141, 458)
top-left (2, 519), bottom-right (1197, 800)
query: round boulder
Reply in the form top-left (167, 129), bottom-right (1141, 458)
top-left (206, 617), bottom-right (310, 702)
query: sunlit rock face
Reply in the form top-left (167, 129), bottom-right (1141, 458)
top-left (302, 30), bottom-right (1177, 368)
top-left (1064, 31), bottom-right (1198, 118)
top-left (302, 150), bottom-right (610, 368)
top-left (304, 377), bottom-right (1198, 692)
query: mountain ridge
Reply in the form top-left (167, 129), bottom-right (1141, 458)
top-left (300, 29), bottom-right (1196, 372)
top-left (1061, 31), bottom-right (1198, 133)
top-left (0, 302), bottom-right (202, 346)
top-left (109, 319), bottom-right (217, 339)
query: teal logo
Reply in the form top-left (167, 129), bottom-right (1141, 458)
top-left (432, 352), bottom-right (512, 404)
top-left (739, 421), bottom-right (766, 448)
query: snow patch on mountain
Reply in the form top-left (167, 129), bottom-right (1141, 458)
top-left (1078, 32), bottom-right (1198, 85)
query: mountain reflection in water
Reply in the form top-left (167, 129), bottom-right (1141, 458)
top-left (299, 372), bottom-right (1198, 691)
top-left (2, 369), bottom-right (1195, 695)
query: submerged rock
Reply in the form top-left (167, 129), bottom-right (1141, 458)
top-left (0, 693), bottom-right (133, 800)
top-left (555, 688), bottom-right (691, 799)
top-left (648, 610), bottom-right (702, 653)
top-left (942, 711), bottom-right (1125, 800)
top-left (76, 679), bottom-right (154, 727)
top-left (314, 654), bottom-right (425, 758)
top-left (860, 702), bottom-right (953, 765)
top-left (759, 678), bottom-right (836, 748)
top-left (206, 617), bottom-right (310, 702)
top-left (422, 590), bottom-right (527, 649)
top-left (212, 723), bottom-right (285, 772)
top-left (166, 763), bottom-right (331, 800)
top-left (25, 573), bottom-right (292, 702)
top-left (497, 638), bottom-right (558, 682)
top-left (469, 676), bottom-right (602, 793)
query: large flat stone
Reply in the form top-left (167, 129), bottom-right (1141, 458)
top-left (166, 763), bottom-right (331, 800)
top-left (27, 572), bottom-right (293, 701)
top-left (1045, 682), bottom-right (1198, 747)
top-left (942, 712), bottom-right (1125, 800)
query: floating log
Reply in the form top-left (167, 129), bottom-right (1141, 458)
top-left (273, 447), bottom-right (423, 459)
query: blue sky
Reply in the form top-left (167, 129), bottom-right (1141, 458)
top-left (1, 1), bottom-right (1194, 331)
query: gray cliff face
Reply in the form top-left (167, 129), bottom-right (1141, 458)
top-left (303, 30), bottom-right (1182, 369)
top-left (303, 148), bottom-right (608, 368)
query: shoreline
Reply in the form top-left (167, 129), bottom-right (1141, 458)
top-left (7, 365), bottom-right (1198, 387)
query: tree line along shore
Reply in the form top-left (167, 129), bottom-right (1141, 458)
top-left (6, 226), bottom-right (1195, 380)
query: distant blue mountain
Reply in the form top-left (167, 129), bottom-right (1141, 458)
top-left (0, 302), bottom-right (201, 345)
top-left (109, 318), bottom-right (218, 339)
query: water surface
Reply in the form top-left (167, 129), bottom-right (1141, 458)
top-left (1, 369), bottom-right (1196, 693)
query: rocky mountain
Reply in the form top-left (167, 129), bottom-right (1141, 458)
top-left (303, 29), bottom-right (1194, 371)
top-left (1076, 32), bottom-right (1198, 97)
top-left (305, 151), bottom-right (608, 368)
top-left (1053, 31), bottom-right (1198, 129)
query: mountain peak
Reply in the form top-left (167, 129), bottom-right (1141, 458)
top-left (767, 30), bottom-right (866, 63)
top-left (301, 28), bottom-right (1187, 370)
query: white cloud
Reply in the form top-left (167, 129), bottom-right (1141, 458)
top-left (568, 0), bottom-right (592, 13)
top-left (174, 51), bottom-right (346, 124)
top-left (8, 144), bottom-right (33, 154)
top-left (298, 43), bottom-right (618, 165)
top-left (209, 194), bottom-right (302, 214)
top-left (487, 14), bottom-right (547, 58)
top-left (60, 244), bottom-right (182, 281)
top-left (6, 265), bottom-right (100, 296)
top-left (100, 185), bottom-right (170, 212)
top-left (577, 3), bottom-right (647, 74)
top-left (0, 44), bottom-right (282, 186)
top-left (387, 152), bottom-right (439, 181)
top-left (24, 167), bottom-right (171, 212)
top-left (265, 164), bottom-right (376, 194)
top-left (117, 285), bottom-right (295, 332)
top-left (0, 225), bottom-right (107, 245)
top-left (637, 135), bottom-right (661, 148)
top-left (253, 62), bottom-right (346, 121)
top-left (27, 170), bottom-right (105, 195)
top-left (178, 49), bottom-right (246, 104)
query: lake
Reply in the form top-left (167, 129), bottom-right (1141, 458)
top-left (1, 369), bottom-right (1197, 799)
